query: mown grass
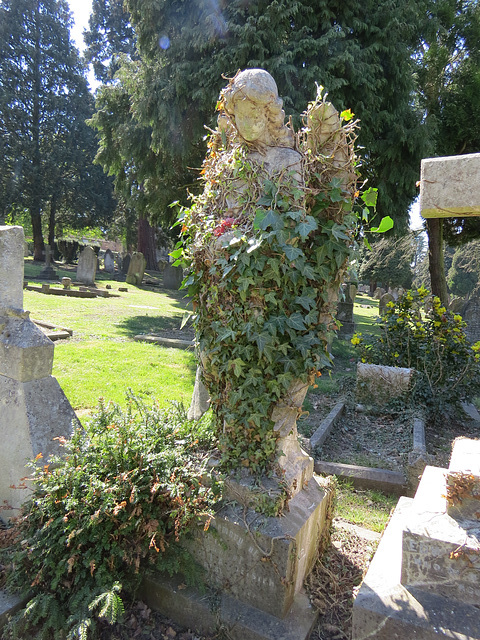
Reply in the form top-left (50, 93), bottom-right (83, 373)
top-left (23, 261), bottom-right (196, 414)
top-left (336, 480), bottom-right (397, 533)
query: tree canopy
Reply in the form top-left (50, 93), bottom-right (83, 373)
top-left (89, 0), bottom-right (430, 236)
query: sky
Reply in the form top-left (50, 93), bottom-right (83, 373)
top-left (68, 0), bottom-right (92, 53)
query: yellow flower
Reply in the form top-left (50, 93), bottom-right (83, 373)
top-left (351, 333), bottom-right (362, 345)
top-left (454, 314), bottom-right (462, 323)
top-left (386, 301), bottom-right (395, 308)
top-left (394, 352), bottom-right (399, 358)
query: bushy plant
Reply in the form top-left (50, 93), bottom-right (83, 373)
top-left (1, 396), bottom-right (221, 640)
top-left (352, 287), bottom-right (480, 415)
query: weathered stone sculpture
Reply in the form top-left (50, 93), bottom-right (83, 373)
top-left (184, 69), bottom-right (357, 494)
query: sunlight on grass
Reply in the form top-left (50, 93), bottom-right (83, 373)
top-left (335, 480), bottom-right (397, 533)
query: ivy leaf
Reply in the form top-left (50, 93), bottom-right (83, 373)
top-left (301, 264), bottom-right (317, 280)
top-left (295, 295), bottom-right (314, 311)
top-left (286, 313), bottom-right (306, 331)
top-left (332, 224), bottom-right (349, 241)
top-left (169, 248), bottom-right (183, 260)
top-left (253, 209), bottom-right (266, 229)
top-left (232, 358), bottom-right (246, 377)
top-left (361, 187), bottom-right (378, 207)
top-left (297, 216), bottom-right (318, 240)
top-left (370, 216), bottom-right (394, 233)
top-left (283, 245), bottom-right (303, 261)
top-left (254, 332), bottom-right (273, 354)
top-left (285, 210), bottom-right (303, 221)
top-left (259, 209), bottom-right (283, 231)
top-left (364, 236), bottom-right (372, 250)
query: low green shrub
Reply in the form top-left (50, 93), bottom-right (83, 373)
top-left (352, 287), bottom-right (480, 416)
top-left (2, 396), bottom-right (221, 640)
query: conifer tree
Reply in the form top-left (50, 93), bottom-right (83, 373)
top-left (0, 0), bottom-right (114, 259)
top-left (119, 0), bottom-right (429, 232)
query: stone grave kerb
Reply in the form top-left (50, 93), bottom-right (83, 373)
top-left (0, 226), bottom-right (78, 518)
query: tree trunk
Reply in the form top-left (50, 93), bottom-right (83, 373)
top-left (48, 193), bottom-right (57, 248)
top-left (137, 215), bottom-right (157, 270)
top-left (31, 1), bottom-right (44, 261)
top-left (426, 218), bottom-right (448, 304)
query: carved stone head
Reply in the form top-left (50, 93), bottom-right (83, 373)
top-left (220, 69), bottom-right (294, 148)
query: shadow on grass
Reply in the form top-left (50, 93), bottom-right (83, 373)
top-left (116, 314), bottom-right (192, 337)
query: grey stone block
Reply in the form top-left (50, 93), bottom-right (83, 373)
top-left (314, 460), bottom-right (406, 496)
top-left (309, 401), bottom-right (345, 449)
top-left (141, 573), bottom-right (318, 640)
top-left (188, 475), bottom-right (332, 619)
top-left (352, 496), bottom-right (480, 639)
top-left (0, 315), bottom-right (54, 382)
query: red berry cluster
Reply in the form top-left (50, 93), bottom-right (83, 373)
top-left (213, 217), bottom-right (236, 237)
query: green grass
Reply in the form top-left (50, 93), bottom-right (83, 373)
top-left (353, 293), bottom-right (382, 337)
top-left (23, 261), bottom-right (196, 414)
top-left (335, 480), bottom-right (397, 532)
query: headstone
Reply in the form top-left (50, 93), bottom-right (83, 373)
top-left (378, 292), bottom-right (395, 316)
top-left (121, 253), bottom-right (131, 275)
top-left (38, 246), bottom-right (57, 280)
top-left (0, 226), bottom-right (79, 519)
top-left (348, 283), bottom-right (358, 303)
top-left (76, 246), bottom-right (97, 286)
top-left (462, 296), bottom-right (480, 344)
top-left (373, 287), bottom-right (385, 300)
top-left (449, 297), bottom-right (465, 313)
top-left (61, 277), bottom-right (72, 290)
top-left (126, 252), bottom-right (146, 286)
top-left (163, 264), bottom-right (184, 290)
top-left (356, 362), bottom-right (413, 407)
top-left (104, 249), bottom-right (115, 274)
top-left (420, 152), bottom-right (480, 218)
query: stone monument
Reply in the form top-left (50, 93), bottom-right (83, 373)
top-left (163, 263), bottom-right (183, 290)
top-left (76, 246), bottom-right (97, 286)
top-left (353, 436), bottom-right (480, 639)
top-left (0, 226), bottom-right (79, 519)
top-left (462, 295), bottom-right (480, 344)
top-left (378, 291), bottom-right (395, 316)
top-left (126, 251), bottom-right (146, 286)
top-left (104, 249), bottom-right (115, 274)
top-left (142, 69), bottom-right (358, 640)
top-left (38, 246), bottom-right (57, 280)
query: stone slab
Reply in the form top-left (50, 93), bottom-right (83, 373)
top-left (25, 285), bottom-right (97, 298)
top-left (133, 335), bottom-right (193, 350)
top-left (420, 153), bottom-right (480, 218)
top-left (352, 496), bottom-right (480, 639)
top-left (309, 401), bottom-right (345, 449)
top-left (314, 460), bottom-right (406, 496)
top-left (0, 315), bottom-right (54, 382)
top-left (0, 374), bottom-right (78, 517)
top-left (0, 590), bottom-right (26, 629)
top-left (189, 475), bottom-right (332, 619)
top-left (356, 363), bottom-right (412, 407)
top-left (0, 226), bottom-right (24, 313)
top-left (445, 436), bottom-right (480, 524)
top-left (141, 573), bottom-right (318, 640)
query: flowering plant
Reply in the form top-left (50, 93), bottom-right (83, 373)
top-left (352, 287), bottom-right (480, 415)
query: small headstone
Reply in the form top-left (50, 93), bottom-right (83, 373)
top-left (373, 287), bottom-right (386, 300)
top-left (449, 297), bottom-right (464, 313)
top-left (462, 296), bottom-right (480, 344)
top-left (356, 362), bottom-right (413, 407)
top-left (121, 253), bottom-right (131, 275)
top-left (126, 252), bottom-right (146, 286)
top-left (348, 283), bottom-right (358, 303)
top-left (104, 249), bottom-right (115, 274)
top-left (61, 277), bottom-right (72, 290)
top-left (163, 264), bottom-right (184, 290)
top-left (379, 292), bottom-right (395, 316)
top-left (76, 246), bottom-right (97, 286)
top-left (38, 246), bottom-right (57, 280)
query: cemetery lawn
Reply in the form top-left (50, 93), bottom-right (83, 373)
top-left (23, 261), bottom-right (196, 415)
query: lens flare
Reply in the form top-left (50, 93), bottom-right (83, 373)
top-left (159, 35), bottom-right (170, 50)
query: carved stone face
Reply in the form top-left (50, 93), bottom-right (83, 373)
top-left (234, 97), bottom-right (268, 143)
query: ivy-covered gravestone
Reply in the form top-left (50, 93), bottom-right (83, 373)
top-left (150, 68), bottom-right (363, 640)
top-left (178, 69), bottom-right (358, 497)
